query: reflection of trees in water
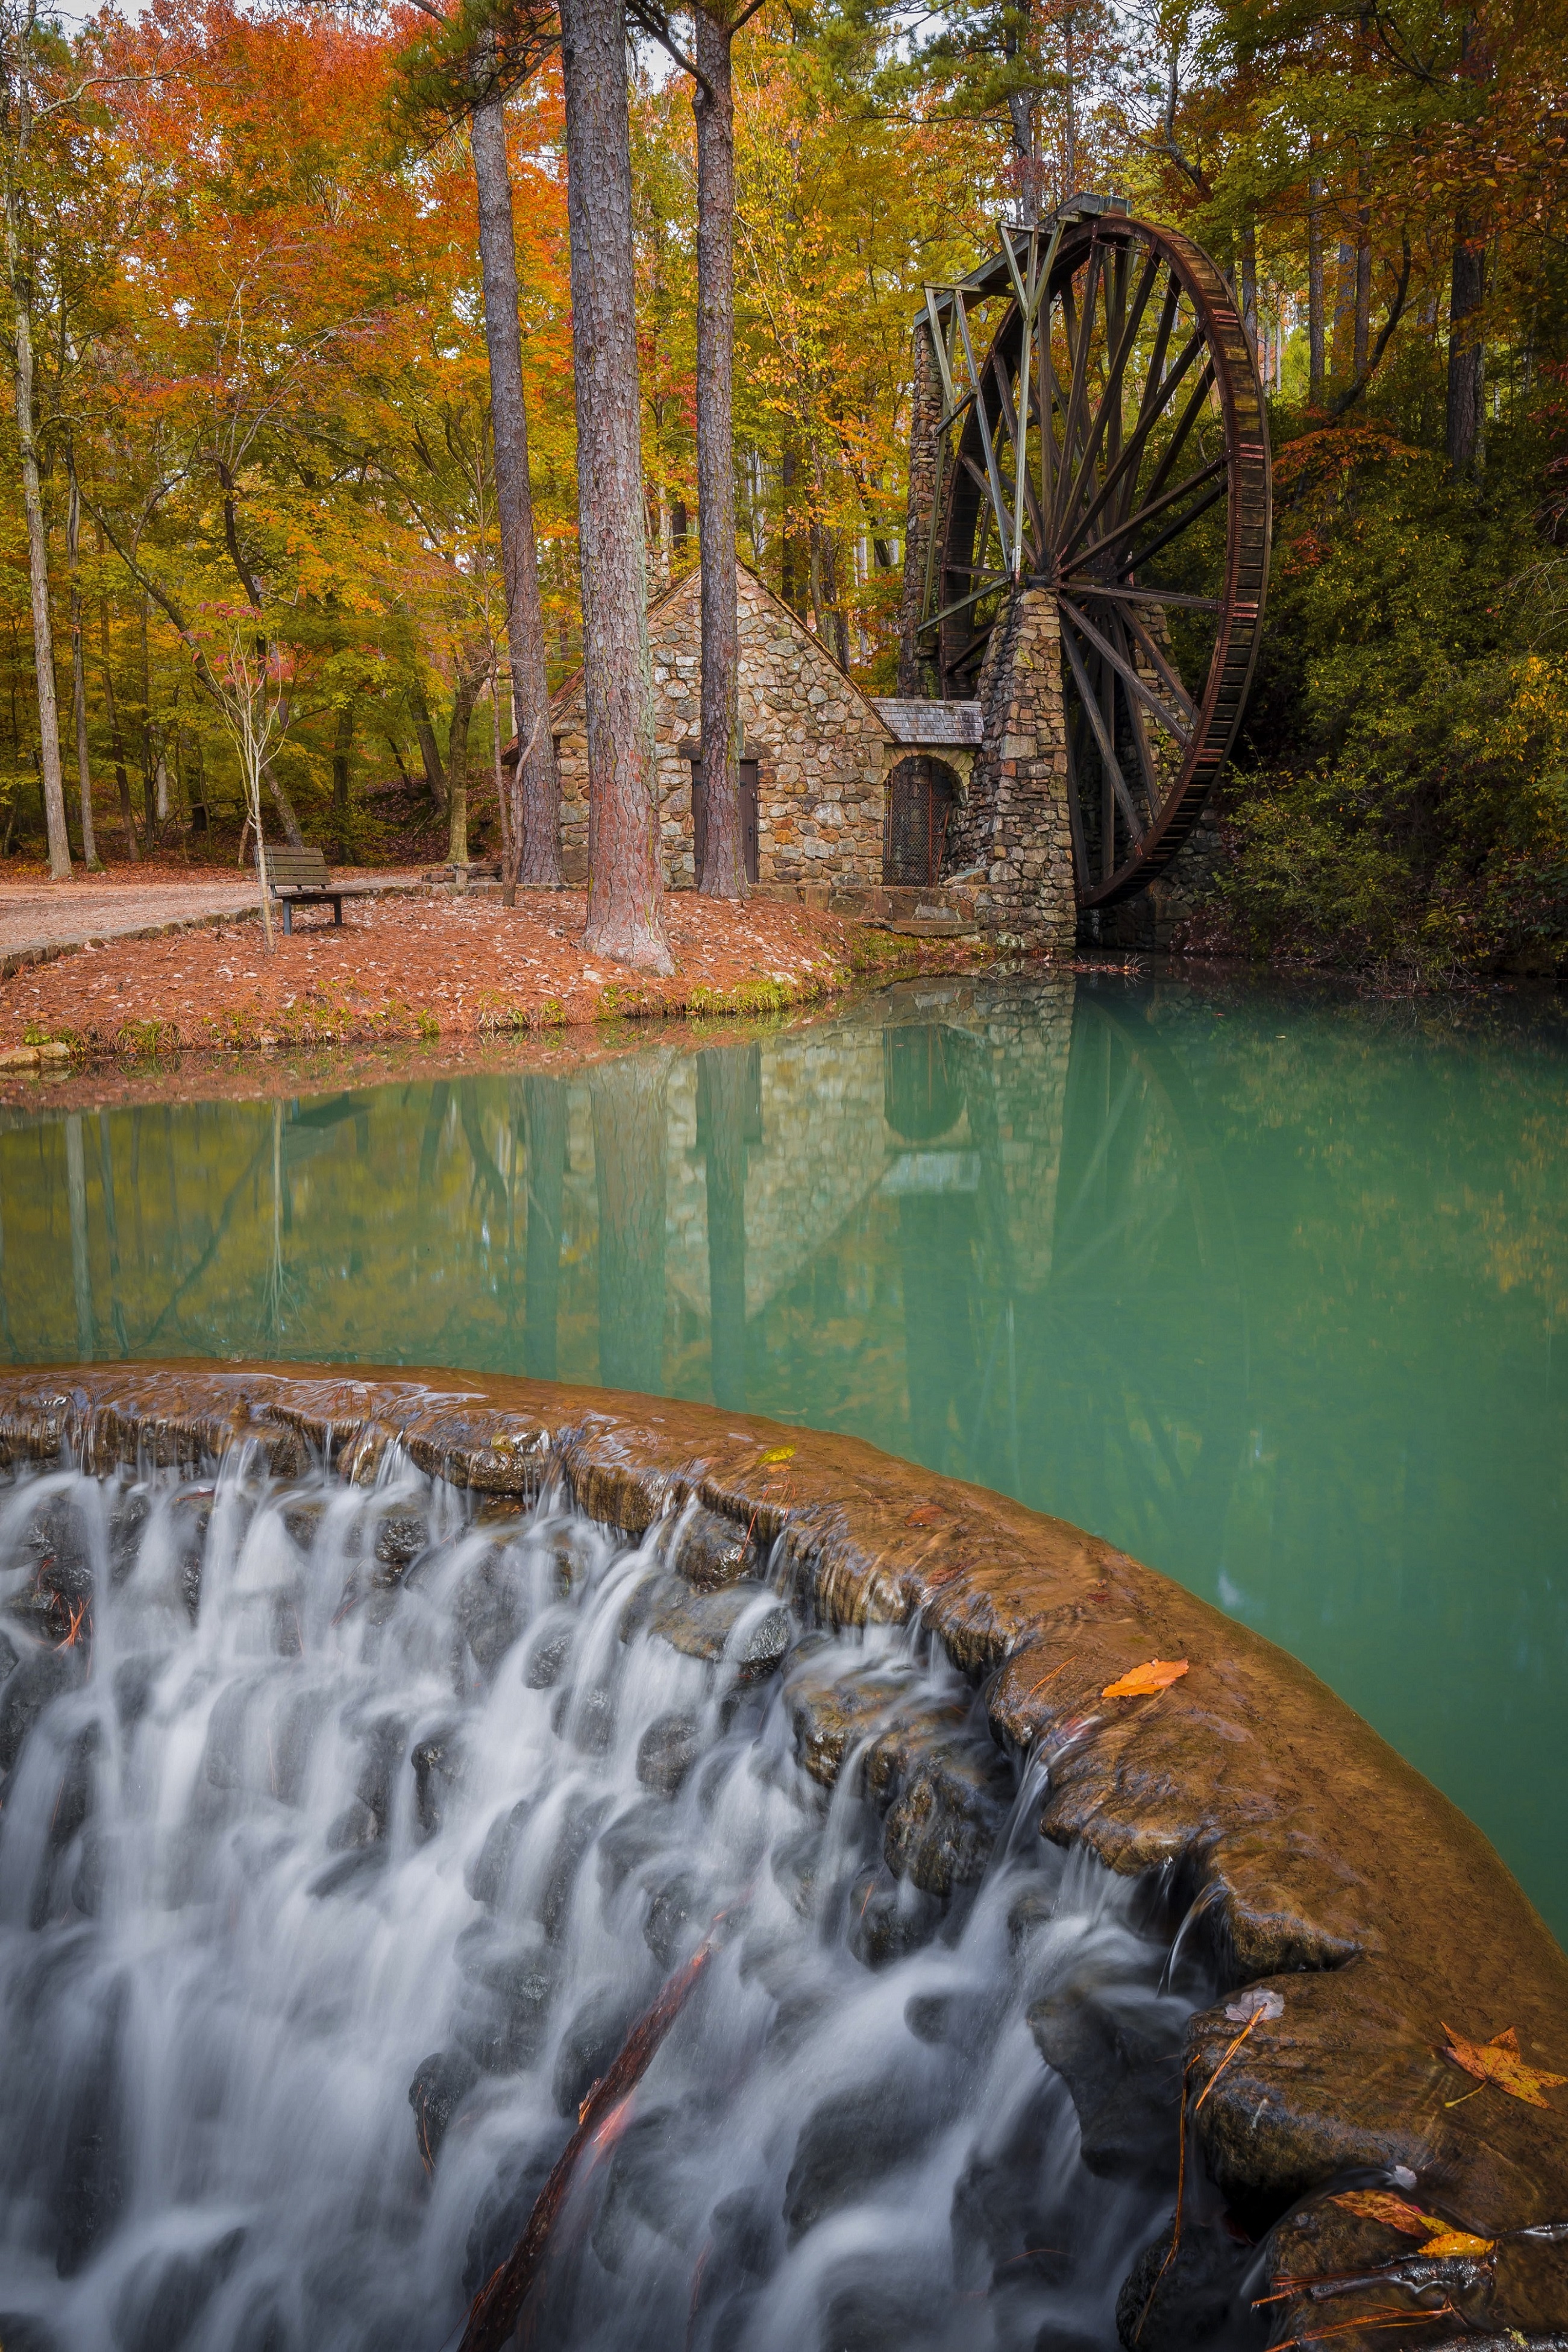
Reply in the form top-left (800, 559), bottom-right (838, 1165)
top-left (697, 1045), bottom-right (760, 1412)
top-left (994, 992), bottom-right (1249, 1572)
top-left (591, 1054), bottom-right (669, 1393)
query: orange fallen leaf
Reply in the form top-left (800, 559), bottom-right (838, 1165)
top-left (1102, 1658), bottom-right (1188, 1699)
top-left (757, 1445), bottom-right (795, 1465)
top-left (1438, 2022), bottom-right (1567, 2111)
top-left (1330, 2192), bottom-right (1439, 2237)
top-left (1419, 2229), bottom-right (1495, 2259)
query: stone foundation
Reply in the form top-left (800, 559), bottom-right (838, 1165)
top-left (944, 587), bottom-right (1077, 954)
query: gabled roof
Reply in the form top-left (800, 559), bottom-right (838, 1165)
top-left (871, 698), bottom-right (984, 749)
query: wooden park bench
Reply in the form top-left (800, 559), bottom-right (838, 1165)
top-left (258, 844), bottom-right (344, 935)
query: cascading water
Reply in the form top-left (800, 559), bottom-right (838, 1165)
top-left (0, 1439), bottom-right (1223, 2351)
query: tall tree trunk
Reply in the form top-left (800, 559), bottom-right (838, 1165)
top-left (779, 441), bottom-right (806, 615)
top-left (693, 5), bottom-right (744, 899)
top-left (261, 734), bottom-right (306, 848)
top-left (98, 597), bottom-right (137, 860)
top-left (1353, 200), bottom-right (1372, 378)
top-left (560, 0), bottom-right (673, 973)
top-left (470, 55), bottom-right (563, 896)
top-left (409, 674), bottom-right (448, 817)
top-left (331, 700), bottom-right (354, 860)
top-left (1308, 169), bottom-right (1325, 400)
top-left (447, 656), bottom-right (486, 869)
top-left (66, 455), bottom-right (98, 869)
top-left (4, 128), bottom-right (71, 878)
top-left (1446, 213), bottom-right (1486, 476)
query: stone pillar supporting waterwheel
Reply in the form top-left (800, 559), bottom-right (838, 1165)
top-left (904, 193), bottom-right (1272, 940)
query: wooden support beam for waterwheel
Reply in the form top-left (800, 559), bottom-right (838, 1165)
top-left (918, 195), bottom-right (1272, 909)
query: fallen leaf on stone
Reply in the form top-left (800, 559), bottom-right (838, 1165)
top-left (1226, 1988), bottom-right (1285, 2025)
top-left (1102, 1658), bottom-right (1188, 1699)
top-left (905, 1504), bottom-right (944, 1526)
top-left (1438, 2022), bottom-right (1567, 2110)
top-left (757, 1446), bottom-right (795, 1465)
top-left (1419, 2229), bottom-right (1494, 2259)
top-left (1330, 2192), bottom-right (1443, 2237)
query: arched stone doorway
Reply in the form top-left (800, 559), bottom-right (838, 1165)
top-left (883, 756), bottom-right (961, 887)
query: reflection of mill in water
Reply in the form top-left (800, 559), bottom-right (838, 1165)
top-left (873, 993), bottom-right (1249, 1573)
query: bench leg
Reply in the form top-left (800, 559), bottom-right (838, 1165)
top-left (283, 901), bottom-right (292, 937)
top-left (333, 897), bottom-right (342, 926)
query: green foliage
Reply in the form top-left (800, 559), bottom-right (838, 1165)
top-left (1218, 406), bottom-right (1568, 978)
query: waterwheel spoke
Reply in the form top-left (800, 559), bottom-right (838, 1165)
top-left (1128, 357), bottom-right (1220, 528)
top-left (1055, 248), bottom-right (1162, 555)
top-left (1052, 245), bottom-right (1105, 540)
top-left (1060, 615), bottom-right (1144, 857)
top-left (1117, 474), bottom-right (1228, 577)
top-left (1061, 699), bottom-right (1091, 881)
top-left (990, 351), bottom-right (1047, 568)
top-left (1061, 453), bottom-right (1226, 580)
top-left (1102, 606), bottom-right (1169, 822)
top-left (1059, 593), bottom-right (1194, 747)
top-left (1066, 325), bottom-right (1205, 555)
top-left (1073, 582), bottom-right (1221, 612)
top-left (1079, 591), bottom-right (1200, 728)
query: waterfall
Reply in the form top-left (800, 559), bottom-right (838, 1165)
top-left (0, 1440), bottom-right (1215, 2351)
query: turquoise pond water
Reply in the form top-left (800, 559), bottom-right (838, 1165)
top-left (2, 970), bottom-right (1564, 1941)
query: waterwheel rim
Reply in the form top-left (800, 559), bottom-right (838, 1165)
top-left (926, 209), bottom-right (1272, 909)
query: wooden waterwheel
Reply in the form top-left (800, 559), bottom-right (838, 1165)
top-left (917, 195), bottom-right (1271, 908)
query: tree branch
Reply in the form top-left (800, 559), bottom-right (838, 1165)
top-left (1328, 236), bottom-right (1413, 416)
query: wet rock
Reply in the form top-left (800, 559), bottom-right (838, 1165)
top-left (412, 1725), bottom-right (462, 1839)
top-left (783, 2080), bottom-right (933, 2244)
top-left (880, 1741), bottom-right (1013, 1896)
top-left (202, 1681), bottom-right (253, 1791)
top-left (168, 1491), bottom-right (213, 1620)
top-left (597, 1796), bottom-right (673, 1897)
top-left (770, 1826), bottom-right (822, 1919)
top-left (0, 1646), bottom-right (81, 1773)
top-left (409, 2046), bottom-right (480, 2163)
top-left (0, 1624), bottom-right (17, 1687)
top-left (818, 2276), bottom-right (946, 2352)
top-left (590, 2101), bottom-right (692, 2271)
top-left (1114, 2215), bottom-right (1255, 2352)
top-left (54, 1984), bottom-right (127, 2275)
top-left (108, 1488), bottom-right (151, 1583)
top-left (644, 1869), bottom-right (704, 1967)
top-left (463, 2140), bottom-right (556, 2300)
top-left (453, 1543), bottom-right (523, 1671)
top-left (524, 1625), bottom-right (572, 1688)
top-left (786, 1661), bottom-right (908, 1788)
top-left (645, 1579), bottom-right (791, 1682)
top-left (0, 2317), bottom-right (63, 2352)
top-left (553, 1679), bottom-right (616, 1754)
top-left (538, 1794), bottom-right (612, 1939)
top-left (455, 1931), bottom-right (557, 2074)
top-left (637, 1710), bottom-right (700, 1797)
top-left (552, 1986), bottom-right (639, 2118)
top-left (112, 1652), bottom-right (161, 1732)
top-left (1027, 1983), bottom-right (1184, 2179)
top-left (48, 1721), bottom-right (99, 1853)
top-left (268, 1687), bottom-right (329, 1807)
top-left (280, 1497), bottom-right (324, 1553)
top-left (949, 2068), bottom-right (1086, 2286)
top-left (111, 2225), bottom-right (247, 2352)
top-left (372, 1509), bottom-right (429, 1573)
top-left (328, 1711), bottom-right (409, 1847)
top-left (672, 1506), bottom-right (757, 1591)
top-left (71, 1827), bottom-right (107, 1917)
top-left (847, 1867), bottom-right (942, 1969)
top-left (466, 1797), bottom-right (532, 1907)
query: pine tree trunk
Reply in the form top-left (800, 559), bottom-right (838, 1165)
top-left (99, 601), bottom-right (137, 860)
top-left (447, 660), bottom-right (484, 869)
top-left (693, 5), bottom-right (744, 899)
top-left (560, 0), bottom-right (673, 972)
top-left (409, 674), bottom-right (448, 817)
top-left (331, 700), bottom-right (354, 860)
top-left (66, 459), bottom-right (98, 868)
top-left (5, 158), bottom-right (71, 878)
top-left (470, 60), bottom-right (563, 895)
top-left (1446, 213), bottom-right (1486, 476)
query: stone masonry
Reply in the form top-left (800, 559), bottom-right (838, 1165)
top-left (945, 586), bottom-right (1077, 954)
top-left (548, 565), bottom-right (894, 889)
